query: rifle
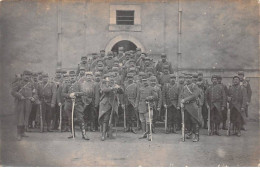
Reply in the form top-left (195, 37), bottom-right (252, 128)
top-left (39, 103), bottom-right (43, 132)
top-left (181, 103), bottom-right (185, 142)
top-left (165, 105), bottom-right (168, 133)
top-left (207, 105), bottom-right (211, 136)
top-left (147, 101), bottom-right (152, 141)
top-left (227, 103), bottom-right (231, 136)
top-left (71, 98), bottom-right (76, 139)
top-left (107, 92), bottom-right (116, 139)
top-left (123, 105), bottom-right (126, 132)
top-left (58, 105), bottom-right (62, 132)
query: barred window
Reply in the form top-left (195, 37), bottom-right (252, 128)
top-left (116, 10), bottom-right (134, 25)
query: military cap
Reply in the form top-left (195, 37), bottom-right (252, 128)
top-left (233, 75), bottom-right (240, 80)
top-left (192, 73), bottom-right (198, 78)
top-left (129, 50), bottom-right (134, 54)
top-left (56, 68), bottom-right (62, 73)
top-left (37, 71), bottom-right (43, 75)
top-left (186, 74), bottom-right (192, 78)
top-left (81, 56), bottom-right (87, 60)
top-left (112, 67), bottom-right (119, 72)
top-left (142, 77), bottom-right (148, 81)
top-left (129, 67), bottom-right (136, 72)
top-left (161, 53), bottom-right (167, 57)
top-left (118, 47), bottom-right (124, 51)
top-left (141, 52), bottom-right (147, 56)
top-left (150, 76), bottom-right (157, 81)
top-left (237, 71), bottom-right (244, 76)
top-left (103, 73), bottom-right (110, 78)
top-left (56, 74), bottom-right (62, 78)
top-left (63, 74), bottom-right (69, 78)
top-left (211, 75), bottom-right (218, 80)
top-left (23, 70), bottom-right (32, 76)
top-left (245, 77), bottom-right (250, 82)
top-left (179, 74), bottom-right (184, 78)
top-left (198, 72), bottom-right (203, 76)
top-left (69, 70), bottom-right (76, 75)
top-left (32, 73), bottom-right (38, 77)
top-left (139, 72), bottom-right (145, 76)
top-left (42, 73), bottom-right (48, 78)
top-left (80, 66), bottom-right (86, 70)
top-left (92, 53), bottom-right (98, 56)
top-left (107, 51), bottom-right (113, 56)
top-left (97, 63), bottom-right (104, 67)
top-left (144, 57), bottom-right (150, 61)
top-left (127, 73), bottom-right (134, 78)
top-left (136, 47), bottom-right (141, 51)
top-left (85, 72), bottom-right (93, 76)
top-left (170, 74), bottom-right (176, 78)
top-left (100, 49), bottom-right (105, 52)
top-left (125, 51), bottom-right (131, 56)
top-left (94, 72), bottom-right (101, 76)
top-left (61, 70), bottom-right (67, 74)
top-left (114, 57), bottom-right (119, 62)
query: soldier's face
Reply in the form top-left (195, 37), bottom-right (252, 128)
top-left (119, 50), bottom-right (123, 54)
top-left (33, 77), bottom-right (38, 82)
top-left (217, 79), bottom-right (222, 84)
top-left (143, 80), bottom-right (148, 86)
top-left (179, 77), bottom-right (184, 84)
top-left (95, 76), bottom-right (101, 82)
top-left (198, 75), bottom-right (203, 79)
top-left (43, 77), bottom-right (48, 83)
top-left (114, 62), bottom-right (119, 67)
top-left (170, 78), bottom-right (175, 84)
top-left (80, 70), bottom-right (85, 76)
top-left (238, 74), bottom-right (244, 80)
top-left (164, 69), bottom-right (169, 74)
top-left (86, 75), bottom-right (92, 81)
top-left (212, 78), bottom-right (217, 84)
top-left (100, 52), bottom-right (105, 57)
top-left (150, 81), bottom-right (156, 87)
top-left (70, 76), bottom-right (76, 82)
top-left (128, 78), bottom-right (134, 84)
top-left (23, 75), bottom-right (30, 82)
top-left (233, 78), bottom-right (239, 85)
top-left (82, 59), bottom-right (87, 64)
top-left (186, 78), bottom-right (192, 84)
top-left (162, 57), bottom-right (166, 62)
top-left (137, 51), bottom-right (141, 55)
top-left (145, 61), bottom-right (149, 66)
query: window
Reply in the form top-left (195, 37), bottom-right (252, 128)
top-left (116, 10), bottom-right (134, 25)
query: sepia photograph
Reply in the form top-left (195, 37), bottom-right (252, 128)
top-left (0, 0), bottom-right (259, 167)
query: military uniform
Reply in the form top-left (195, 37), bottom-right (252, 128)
top-left (162, 74), bottom-right (179, 133)
top-left (123, 74), bottom-right (138, 133)
top-left (136, 78), bottom-right (158, 139)
top-left (228, 76), bottom-right (247, 136)
top-left (38, 74), bottom-right (57, 132)
top-left (155, 53), bottom-right (173, 74)
top-left (205, 75), bottom-right (226, 135)
top-left (179, 76), bottom-right (202, 142)
top-left (11, 70), bottom-right (38, 140)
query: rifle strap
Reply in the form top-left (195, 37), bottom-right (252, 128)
top-left (18, 82), bottom-right (30, 93)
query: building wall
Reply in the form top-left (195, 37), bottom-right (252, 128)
top-left (0, 0), bottom-right (259, 116)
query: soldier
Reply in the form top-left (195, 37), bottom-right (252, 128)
top-left (217, 75), bottom-right (229, 130)
top-left (205, 75), bottom-right (226, 136)
top-left (100, 50), bottom-right (105, 59)
top-left (99, 77), bottom-right (123, 141)
top-left (197, 72), bottom-right (209, 129)
top-left (179, 74), bottom-right (202, 142)
top-left (162, 74), bottom-right (179, 133)
top-left (176, 74), bottom-right (185, 130)
top-left (77, 66), bottom-right (87, 83)
top-left (104, 51), bottom-right (114, 69)
top-left (28, 73), bottom-right (40, 129)
top-left (158, 66), bottom-right (171, 86)
top-left (117, 46), bottom-right (125, 62)
top-left (77, 56), bottom-right (89, 75)
top-left (238, 71), bottom-right (252, 119)
top-left (93, 72), bottom-right (102, 131)
top-left (11, 70), bottom-right (38, 140)
top-left (38, 73), bottom-right (57, 132)
top-left (62, 73), bottom-right (90, 140)
top-left (155, 53), bottom-right (173, 75)
top-left (227, 75), bottom-right (247, 136)
top-left (123, 73), bottom-right (138, 134)
top-left (136, 78), bottom-right (158, 140)
top-left (149, 76), bottom-right (162, 133)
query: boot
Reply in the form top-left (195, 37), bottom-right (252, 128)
top-left (68, 125), bottom-right (75, 139)
top-left (237, 124), bottom-right (241, 137)
top-left (81, 123), bottom-right (90, 140)
top-left (192, 124), bottom-right (199, 142)
top-left (101, 123), bottom-right (106, 141)
top-left (172, 124), bottom-right (177, 134)
top-left (139, 122), bottom-right (147, 139)
top-left (130, 123), bottom-right (137, 134)
top-left (16, 126), bottom-right (22, 141)
top-left (21, 125), bottom-right (29, 137)
top-left (147, 123), bottom-right (152, 141)
top-left (126, 124), bottom-right (131, 132)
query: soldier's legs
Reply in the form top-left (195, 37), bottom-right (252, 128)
top-left (100, 109), bottom-right (111, 141)
top-left (190, 116), bottom-right (199, 142)
top-left (126, 104), bottom-right (132, 131)
top-left (139, 113), bottom-right (147, 138)
top-left (51, 104), bottom-right (59, 130)
top-left (85, 103), bottom-right (95, 132)
top-left (16, 101), bottom-right (25, 140)
top-left (75, 103), bottom-right (89, 140)
top-left (172, 106), bottom-right (178, 133)
top-left (95, 106), bottom-right (99, 130)
top-left (23, 100), bottom-right (32, 132)
top-left (222, 107), bottom-right (227, 130)
top-left (64, 101), bottom-right (72, 132)
top-left (45, 103), bottom-right (53, 132)
top-left (28, 103), bottom-right (37, 128)
top-left (167, 106), bottom-right (174, 133)
top-left (184, 110), bottom-right (192, 139)
top-left (202, 104), bottom-right (208, 129)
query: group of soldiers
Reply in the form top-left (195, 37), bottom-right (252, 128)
top-left (11, 47), bottom-right (252, 142)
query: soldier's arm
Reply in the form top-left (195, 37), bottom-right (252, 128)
top-left (57, 85), bottom-right (62, 104)
top-left (241, 87), bottom-right (247, 109)
top-left (162, 85), bottom-right (167, 106)
top-left (157, 87), bottom-right (162, 109)
top-left (247, 83), bottom-right (252, 103)
top-left (135, 88), bottom-right (140, 108)
top-left (51, 83), bottom-right (57, 106)
top-left (221, 86), bottom-right (227, 108)
top-left (11, 83), bottom-right (23, 99)
top-left (62, 84), bottom-right (70, 98)
top-left (94, 84), bottom-right (100, 108)
top-left (169, 62), bottom-right (174, 74)
top-left (183, 84), bottom-right (200, 102)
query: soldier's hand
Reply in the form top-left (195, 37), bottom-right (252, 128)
top-left (241, 108), bottom-right (245, 112)
top-left (51, 103), bottom-right (55, 108)
top-left (227, 97), bottom-right (231, 102)
top-left (30, 97), bottom-right (35, 102)
top-left (181, 99), bottom-right (185, 104)
top-left (177, 107), bottom-right (180, 110)
top-left (221, 106), bottom-right (225, 111)
top-left (69, 93), bottom-right (76, 98)
top-left (207, 105), bottom-right (210, 110)
top-left (157, 107), bottom-right (160, 111)
top-left (20, 96), bottom-right (25, 100)
top-left (121, 104), bottom-right (125, 109)
top-left (246, 102), bottom-right (250, 106)
top-left (164, 104), bottom-right (167, 108)
top-left (58, 102), bottom-right (62, 107)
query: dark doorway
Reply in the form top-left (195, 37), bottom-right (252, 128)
top-left (111, 40), bottom-right (137, 53)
